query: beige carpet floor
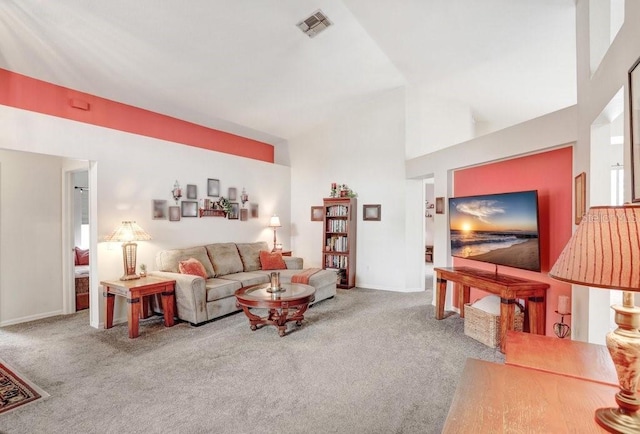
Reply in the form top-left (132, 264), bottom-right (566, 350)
top-left (0, 287), bottom-right (502, 434)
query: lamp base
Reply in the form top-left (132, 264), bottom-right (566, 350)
top-left (119, 273), bottom-right (141, 281)
top-left (595, 407), bottom-right (640, 433)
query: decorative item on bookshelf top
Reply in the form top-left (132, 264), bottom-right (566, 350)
top-left (329, 182), bottom-right (357, 198)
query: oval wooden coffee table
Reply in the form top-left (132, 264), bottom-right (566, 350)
top-left (235, 283), bottom-right (315, 336)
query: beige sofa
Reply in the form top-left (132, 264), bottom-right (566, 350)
top-left (150, 241), bottom-right (337, 325)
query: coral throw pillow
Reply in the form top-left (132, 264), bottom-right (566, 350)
top-left (178, 258), bottom-right (208, 279)
top-left (75, 247), bottom-right (89, 266)
top-left (259, 251), bottom-right (286, 270)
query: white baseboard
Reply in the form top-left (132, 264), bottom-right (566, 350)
top-left (0, 309), bottom-right (63, 327)
top-left (354, 284), bottom-right (423, 293)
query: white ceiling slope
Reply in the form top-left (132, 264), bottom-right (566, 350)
top-left (0, 0), bottom-right (576, 144)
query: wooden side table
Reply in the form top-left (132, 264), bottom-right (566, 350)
top-left (101, 276), bottom-right (176, 338)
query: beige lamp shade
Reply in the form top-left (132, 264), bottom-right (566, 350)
top-left (104, 221), bottom-right (151, 281)
top-left (269, 215), bottom-right (282, 228)
top-left (104, 221), bottom-right (152, 243)
top-left (549, 206), bottom-right (640, 291)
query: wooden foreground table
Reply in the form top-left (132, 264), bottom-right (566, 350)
top-left (443, 358), bottom-right (616, 433)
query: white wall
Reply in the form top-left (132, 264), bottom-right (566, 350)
top-left (0, 105), bottom-right (290, 327)
top-left (0, 150), bottom-right (65, 324)
top-left (405, 87), bottom-right (475, 159)
top-left (289, 87), bottom-right (421, 291)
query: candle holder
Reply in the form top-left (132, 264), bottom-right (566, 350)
top-left (553, 311), bottom-right (571, 338)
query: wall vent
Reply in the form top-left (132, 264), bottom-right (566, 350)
top-left (296, 10), bottom-right (332, 38)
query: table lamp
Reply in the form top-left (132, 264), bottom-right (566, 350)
top-left (549, 206), bottom-right (640, 432)
top-left (104, 221), bottom-right (152, 281)
top-left (269, 215), bottom-right (281, 252)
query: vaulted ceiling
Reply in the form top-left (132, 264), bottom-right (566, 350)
top-left (0, 0), bottom-right (576, 145)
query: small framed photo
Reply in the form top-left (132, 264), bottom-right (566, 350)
top-left (240, 208), bottom-right (249, 221)
top-left (363, 204), bottom-right (381, 221)
top-left (228, 187), bottom-right (237, 201)
top-left (153, 200), bottom-right (167, 220)
top-left (311, 206), bottom-right (324, 221)
top-left (169, 206), bottom-right (181, 222)
top-left (250, 203), bottom-right (259, 218)
top-left (186, 184), bottom-right (197, 199)
top-left (207, 178), bottom-right (220, 197)
top-left (181, 200), bottom-right (198, 217)
top-left (228, 202), bottom-right (240, 220)
top-left (435, 197), bottom-right (445, 214)
top-left (575, 172), bottom-right (586, 224)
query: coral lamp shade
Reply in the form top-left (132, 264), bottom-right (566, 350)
top-left (549, 206), bottom-right (640, 291)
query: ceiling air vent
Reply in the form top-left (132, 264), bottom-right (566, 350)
top-left (297, 10), bottom-right (332, 38)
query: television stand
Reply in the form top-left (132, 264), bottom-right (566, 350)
top-left (434, 266), bottom-right (550, 352)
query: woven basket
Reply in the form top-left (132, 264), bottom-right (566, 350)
top-left (463, 303), bottom-right (524, 348)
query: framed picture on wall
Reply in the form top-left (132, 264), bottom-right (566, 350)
top-left (311, 206), bottom-right (324, 221)
top-left (435, 197), bottom-right (445, 214)
top-left (207, 178), bottom-right (220, 197)
top-left (152, 200), bottom-right (167, 220)
top-left (250, 203), bottom-right (259, 218)
top-left (228, 202), bottom-right (239, 220)
top-left (228, 187), bottom-right (237, 201)
top-left (240, 208), bottom-right (249, 221)
top-left (181, 201), bottom-right (198, 217)
top-left (186, 184), bottom-right (197, 199)
top-left (363, 204), bottom-right (381, 221)
top-left (169, 206), bottom-right (181, 221)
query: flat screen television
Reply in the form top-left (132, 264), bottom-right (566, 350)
top-left (448, 190), bottom-right (541, 272)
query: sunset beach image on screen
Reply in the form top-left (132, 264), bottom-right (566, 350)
top-left (448, 190), bottom-right (541, 272)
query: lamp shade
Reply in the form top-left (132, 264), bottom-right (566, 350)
top-left (549, 206), bottom-right (640, 291)
top-left (269, 215), bottom-right (282, 228)
top-left (104, 221), bottom-right (152, 242)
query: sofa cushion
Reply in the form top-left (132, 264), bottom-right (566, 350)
top-left (206, 243), bottom-right (244, 276)
top-left (236, 242), bottom-right (269, 271)
top-left (220, 272), bottom-right (270, 287)
top-left (156, 246), bottom-right (216, 278)
top-left (260, 251), bottom-right (286, 270)
top-left (178, 258), bottom-right (207, 279)
top-left (205, 278), bottom-right (243, 302)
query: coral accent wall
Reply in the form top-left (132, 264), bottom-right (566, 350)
top-left (452, 146), bottom-right (573, 337)
top-left (0, 69), bottom-right (274, 163)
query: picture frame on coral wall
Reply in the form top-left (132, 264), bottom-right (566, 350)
top-left (575, 172), bottom-right (586, 224)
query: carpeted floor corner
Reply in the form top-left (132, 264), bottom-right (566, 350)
top-left (0, 288), bottom-right (503, 434)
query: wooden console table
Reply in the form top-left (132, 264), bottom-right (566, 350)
top-left (434, 266), bottom-right (549, 352)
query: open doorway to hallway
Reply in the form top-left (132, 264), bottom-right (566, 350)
top-left (424, 177), bottom-right (435, 290)
top-left (71, 170), bottom-right (90, 311)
